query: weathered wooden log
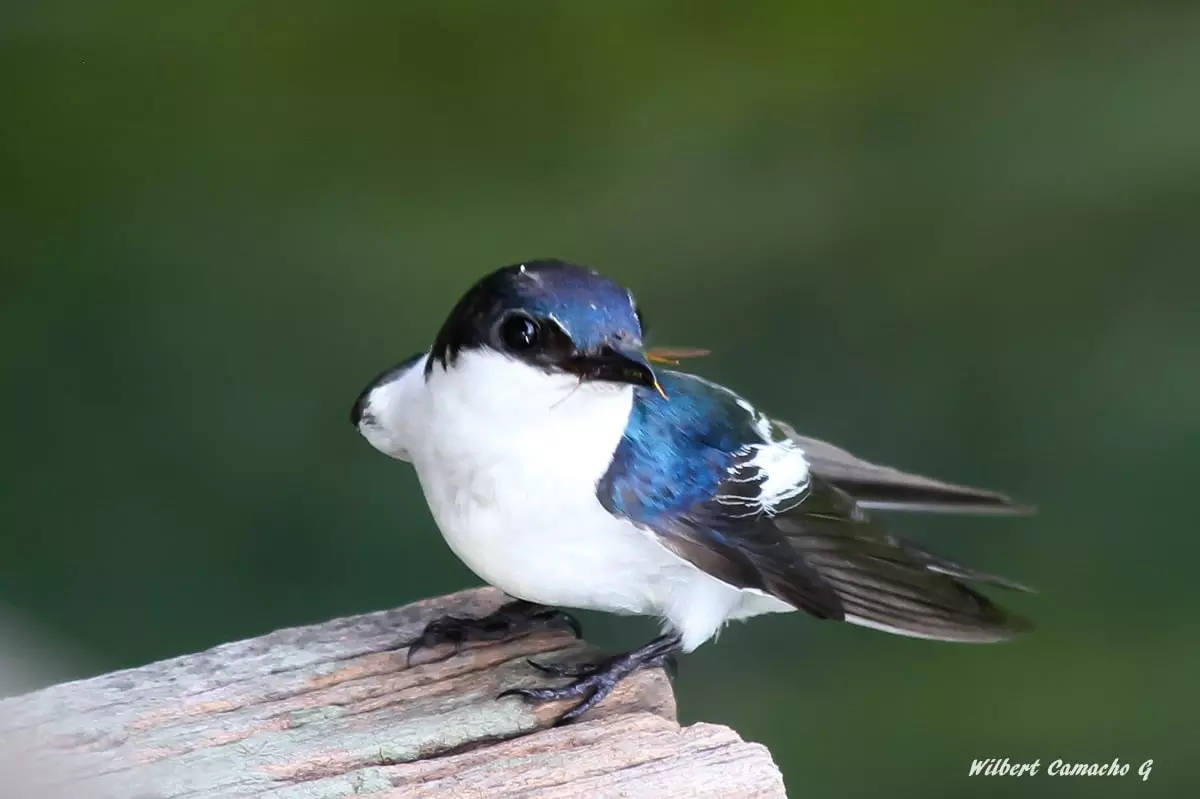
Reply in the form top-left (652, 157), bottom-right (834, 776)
top-left (0, 587), bottom-right (786, 798)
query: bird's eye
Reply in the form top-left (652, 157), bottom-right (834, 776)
top-left (500, 313), bottom-right (541, 351)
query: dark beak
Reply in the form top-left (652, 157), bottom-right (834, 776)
top-left (567, 343), bottom-right (666, 399)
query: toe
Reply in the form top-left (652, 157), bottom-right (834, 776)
top-left (555, 697), bottom-right (599, 726)
top-left (526, 658), bottom-right (601, 678)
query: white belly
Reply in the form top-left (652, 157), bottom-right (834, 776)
top-left (412, 449), bottom-right (788, 653)
top-left (415, 457), bottom-right (674, 614)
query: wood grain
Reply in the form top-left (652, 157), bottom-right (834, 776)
top-left (0, 587), bottom-right (785, 798)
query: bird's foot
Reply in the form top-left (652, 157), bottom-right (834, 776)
top-left (406, 600), bottom-right (582, 666)
top-left (500, 633), bottom-right (682, 725)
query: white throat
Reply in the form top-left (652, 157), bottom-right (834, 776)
top-left (360, 349), bottom-right (634, 469)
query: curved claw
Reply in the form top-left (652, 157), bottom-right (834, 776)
top-left (525, 658), bottom-right (604, 679)
top-left (498, 680), bottom-right (593, 702)
top-left (556, 695), bottom-right (601, 726)
top-left (498, 687), bottom-right (542, 702)
top-left (498, 676), bottom-right (607, 725)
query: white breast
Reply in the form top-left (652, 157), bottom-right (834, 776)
top-left (362, 352), bottom-right (663, 611)
top-left (358, 350), bottom-right (794, 651)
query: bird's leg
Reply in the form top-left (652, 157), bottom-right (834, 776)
top-left (406, 599), bottom-right (582, 666)
top-left (500, 632), bottom-right (683, 725)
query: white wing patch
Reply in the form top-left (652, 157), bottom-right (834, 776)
top-left (747, 440), bottom-right (810, 511)
top-left (716, 399), bottom-right (811, 518)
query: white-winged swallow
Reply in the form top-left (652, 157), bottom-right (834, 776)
top-left (351, 260), bottom-right (1034, 724)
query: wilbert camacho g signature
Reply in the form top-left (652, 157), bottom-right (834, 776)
top-left (970, 757), bottom-right (1153, 781)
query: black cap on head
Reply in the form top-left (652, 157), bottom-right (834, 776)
top-left (425, 260), bottom-right (659, 392)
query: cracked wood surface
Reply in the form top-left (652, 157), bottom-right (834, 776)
top-left (0, 587), bottom-right (786, 798)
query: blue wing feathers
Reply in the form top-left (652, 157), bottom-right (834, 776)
top-left (595, 368), bottom-right (1031, 641)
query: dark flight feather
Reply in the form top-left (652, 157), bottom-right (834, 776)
top-left (772, 420), bottom-right (1034, 516)
top-left (770, 480), bottom-right (1033, 641)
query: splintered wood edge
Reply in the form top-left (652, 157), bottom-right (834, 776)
top-left (0, 587), bottom-right (786, 798)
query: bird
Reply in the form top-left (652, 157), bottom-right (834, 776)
top-left (351, 259), bottom-right (1033, 724)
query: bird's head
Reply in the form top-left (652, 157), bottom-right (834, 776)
top-left (427, 260), bottom-right (666, 397)
top-left (352, 260), bottom-right (709, 458)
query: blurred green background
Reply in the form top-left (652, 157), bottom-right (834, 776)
top-left (3, 3), bottom-right (1196, 796)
